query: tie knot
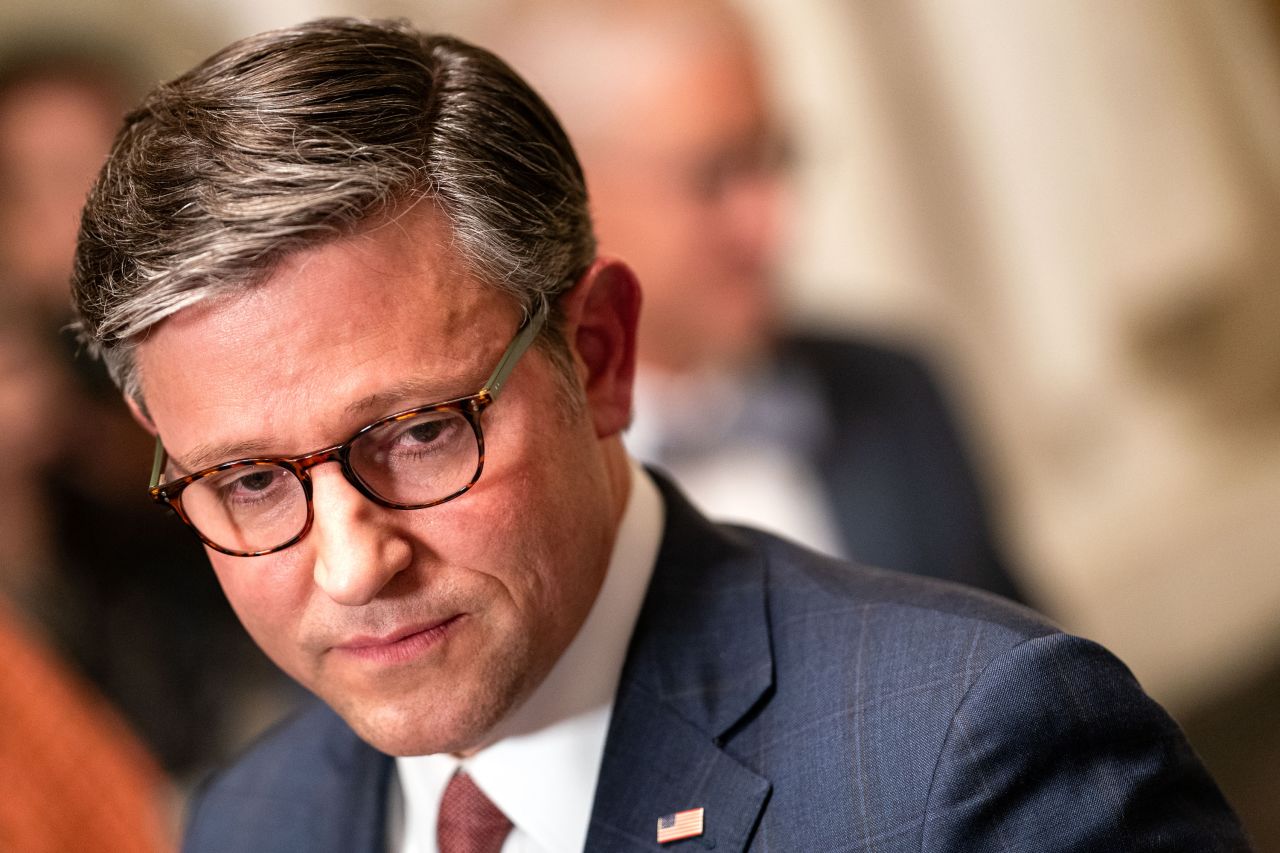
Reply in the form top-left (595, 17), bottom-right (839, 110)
top-left (437, 771), bottom-right (513, 853)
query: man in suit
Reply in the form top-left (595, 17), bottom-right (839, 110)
top-left (486, 0), bottom-right (1022, 601)
top-left (72, 18), bottom-right (1248, 852)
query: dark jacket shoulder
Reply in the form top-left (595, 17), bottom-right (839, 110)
top-left (183, 700), bottom-right (390, 853)
top-left (702, 522), bottom-right (1246, 851)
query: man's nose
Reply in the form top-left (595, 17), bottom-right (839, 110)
top-left (723, 169), bottom-right (784, 267)
top-left (309, 465), bottom-right (414, 606)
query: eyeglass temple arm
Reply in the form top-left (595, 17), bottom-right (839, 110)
top-left (483, 297), bottom-right (548, 399)
top-left (149, 438), bottom-right (167, 490)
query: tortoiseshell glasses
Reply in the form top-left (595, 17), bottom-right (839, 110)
top-left (147, 300), bottom-right (548, 557)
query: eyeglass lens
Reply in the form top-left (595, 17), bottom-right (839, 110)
top-left (180, 407), bottom-right (480, 554)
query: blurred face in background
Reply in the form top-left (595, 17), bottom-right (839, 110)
top-left (575, 30), bottom-right (789, 375)
top-left (0, 323), bottom-right (67, 478)
top-left (0, 66), bottom-right (155, 498)
top-left (0, 73), bottom-right (122, 317)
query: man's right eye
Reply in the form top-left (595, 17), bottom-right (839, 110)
top-left (402, 420), bottom-right (447, 446)
top-left (209, 466), bottom-right (291, 506)
top-left (374, 413), bottom-right (464, 463)
top-left (235, 470), bottom-right (278, 493)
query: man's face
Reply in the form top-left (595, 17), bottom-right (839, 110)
top-left (134, 205), bottom-right (631, 756)
top-left (583, 39), bottom-right (787, 374)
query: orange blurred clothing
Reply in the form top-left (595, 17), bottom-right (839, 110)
top-left (0, 599), bottom-right (171, 853)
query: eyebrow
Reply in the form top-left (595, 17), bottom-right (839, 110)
top-left (169, 438), bottom-right (279, 477)
top-left (342, 375), bottom-right (468, 419)
top-left (169, 373), bottom-right (477, 476)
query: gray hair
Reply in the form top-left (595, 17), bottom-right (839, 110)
top-left (72, 17), bottom-right (595, 404)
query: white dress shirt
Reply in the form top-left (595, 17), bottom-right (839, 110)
top-left (389, 462), bottom-right (664, 853)
top-left (627, 366), bottom-right (847, 558)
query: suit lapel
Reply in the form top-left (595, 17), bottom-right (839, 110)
top-left (185, 702), bottom-right (393, 853)
top-left (586, 477), bottom-right (774, 851)
top-left (281, 711), bottom-right (394, 853)
top-left (314, 722), bottom-right (395, 853)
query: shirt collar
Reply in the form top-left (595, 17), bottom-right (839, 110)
top-left (394, 461), bottom-right (664, 852)
top-left (628, 363), bottom-right (830, 464)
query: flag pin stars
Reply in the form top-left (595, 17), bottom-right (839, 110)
top-left (656, 807), bottom-right (705, 844)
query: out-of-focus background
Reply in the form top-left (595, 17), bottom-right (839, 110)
top-left (2, 0), bottom-right (1278, 848)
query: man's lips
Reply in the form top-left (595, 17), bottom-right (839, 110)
top-left (330, 614), bottom-right (464, 665)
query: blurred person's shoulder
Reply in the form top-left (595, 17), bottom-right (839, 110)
top-left (778, 329), bottom-right (954, 411)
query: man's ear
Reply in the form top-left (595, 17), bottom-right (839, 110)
top-left (124, 393), bottom-right (157, 436)
top-left (557, 257), bottom-right (641, 439)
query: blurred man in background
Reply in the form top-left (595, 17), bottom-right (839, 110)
top-left (486, 0), bottom-right (1023, 601)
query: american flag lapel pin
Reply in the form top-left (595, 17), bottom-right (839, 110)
top-left (656, 807), bottom-right (705, 844)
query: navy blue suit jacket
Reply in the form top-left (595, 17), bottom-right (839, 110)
top-left (184, 479), bottom-right (1248, 851)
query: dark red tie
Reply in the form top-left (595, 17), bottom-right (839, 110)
top-left (437, 770), bottom-right (513, 853)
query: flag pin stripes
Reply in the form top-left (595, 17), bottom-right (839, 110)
top-left (656, 807), bottom-right (704, 844)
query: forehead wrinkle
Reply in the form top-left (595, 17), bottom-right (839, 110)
top-left (342, 370), bottom-right (473, 419)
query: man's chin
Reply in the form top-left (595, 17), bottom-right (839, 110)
top-left (330, 677), bottom-right (530, 757)
top-left (317, 623), bottom-right (547, 756)
top-left (337, 700), bottom-right (486, 756)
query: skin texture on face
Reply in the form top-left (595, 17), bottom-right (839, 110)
top-left (132, 203), bottom-right (639, 756)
